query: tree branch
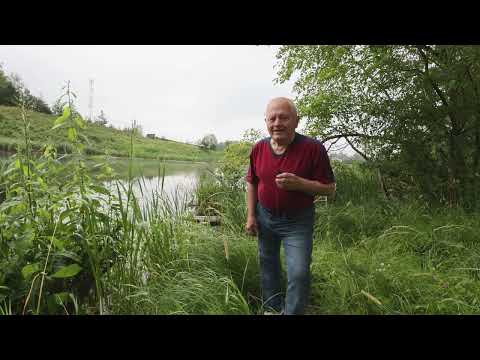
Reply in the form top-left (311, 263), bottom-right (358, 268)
top-left (416, 46), bottom-right (459, 133)
top-left (321, 132), bottom-right (378, 143)
top-left (344, 136), bottom-right (370, 162)
top-left (325, 136), bottom-right (342, 153)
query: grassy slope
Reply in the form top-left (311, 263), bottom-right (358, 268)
top-left (0, 105), bottom-right (221, 162)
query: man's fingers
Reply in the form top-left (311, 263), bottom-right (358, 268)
top-left (276, 172), bottom-right (294, 179)
top-left (245, 224), bottom-right (258, 236)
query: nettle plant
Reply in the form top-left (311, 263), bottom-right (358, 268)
top-left (0, 81), bottom-right (120, 314)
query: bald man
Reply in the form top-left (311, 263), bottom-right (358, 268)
top-left (245, 97), bottom-right (336, 315)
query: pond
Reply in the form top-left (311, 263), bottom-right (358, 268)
top-left (0, 152), bottom-right (213, 213)
top-left (103, 157), bottom-right (211, 213)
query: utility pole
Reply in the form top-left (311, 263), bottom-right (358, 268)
top-left (88, 79), bottom-right (94, 122)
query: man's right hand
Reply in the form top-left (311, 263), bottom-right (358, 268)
top-left (245, 215), bottom-right (259, 236)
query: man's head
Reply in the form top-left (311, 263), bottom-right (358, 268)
top-left (265, 97), bottom-right (299, 144)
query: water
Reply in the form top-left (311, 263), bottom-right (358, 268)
top-left (105, 164), bottom-right (204, 214)
top-left (0, 152), bottom-right (212, 212)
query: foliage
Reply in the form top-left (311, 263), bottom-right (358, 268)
top-left (188, 161), bottom-right (480, 315)
top-left (214, 128), bottom-right (265, 190)
top-left (199, 134), bottom-right (218, 150)
top-left (0, 82), bottom-right (123, 314)
top-left (0, 68), bottom-right (51, 114)
top-left (0, 66), bottom-right (17, 107)
top-left (275, 45), bottom-right (480, 209)
top-left (95, 110), bottom-right (108, 125)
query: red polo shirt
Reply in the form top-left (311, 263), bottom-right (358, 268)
top-left (246, 132), bottom-right (335, 215)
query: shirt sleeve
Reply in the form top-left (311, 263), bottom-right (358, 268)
top-left (245, 146), bottom-right (259, 184)
top-left (311, 143), bottom-right (335, 184)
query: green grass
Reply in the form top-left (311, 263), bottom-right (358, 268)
top-left (103, 172), bottom-right (480, 315)
top-left (2, 105), bottom-right (480, 314)
top-left (0, 105), bottom-right (222, 162)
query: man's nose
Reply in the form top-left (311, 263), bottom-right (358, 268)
top-left (272, 117), bottom-right (282, 126)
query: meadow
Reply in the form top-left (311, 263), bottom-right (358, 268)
top-left (0, 105), bottom-right (221, 162)
top-left (1, 104), bottom-right (480, 315)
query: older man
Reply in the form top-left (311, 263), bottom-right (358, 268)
top-left (245, 97), bottom-right (336, 315)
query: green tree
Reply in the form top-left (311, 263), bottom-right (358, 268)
top-left (275, 45), bottom-right (480, 208)
top-left (95, 110), bottom-right (108, 125)
top-left (200, 134), bottom-right (218, 150)
top-left (241, 128), bottom-right (266, 143)
top-left (0, 70), bottom-right (51, 113)
top-left (0, 65), bottom-right (18, 106)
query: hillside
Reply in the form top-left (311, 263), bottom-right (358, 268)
top-left (0, 105), bottom-right (221, 162)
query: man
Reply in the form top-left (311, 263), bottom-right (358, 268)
top-left (245, 97), bottom-right (336, 315)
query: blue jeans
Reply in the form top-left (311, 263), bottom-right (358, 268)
top-left (256, 203), bottom-right (314, 315)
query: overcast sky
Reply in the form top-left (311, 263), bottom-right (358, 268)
top-left (0, 45), bottom-right (299, 143)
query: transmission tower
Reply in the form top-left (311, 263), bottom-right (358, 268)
top-left (88, 79), bottom-right (94, 121)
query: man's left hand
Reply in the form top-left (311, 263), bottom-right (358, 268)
top-left (275, 172), bottom-right (304, 191)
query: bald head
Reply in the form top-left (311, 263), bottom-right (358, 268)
top-left (265, 97), bottom-right (298, 119)
top-left (264, 97), bottom-right (299, 145)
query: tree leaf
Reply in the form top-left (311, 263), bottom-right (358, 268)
top-left (52, 236), bottom-right (65, 250)
top-left (22, 263), bottom-right (40, 279)
top-left (51, 264), bottom-right (82, 278)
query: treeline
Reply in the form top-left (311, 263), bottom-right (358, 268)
top-left (0, 65), bottom-right (52, 114)
top-left (275, 45), bottom-right (480, 209)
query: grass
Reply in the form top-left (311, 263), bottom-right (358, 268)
top-left (102, 170), bottom-right (480, 315)
top-left (3, 149), bottom-right (480, 314)
top-left (2, 99), bottom-right (480, 315)
top-left (0, 105), bottom-right (222, 162)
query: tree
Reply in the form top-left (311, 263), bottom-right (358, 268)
top-left (0, 65), bottom-right (18, 106)
top-left (29, 94), bottom-right (52, 114)
top-left (52, 98), bottom-right (65, 116)
top-left (95, 110), bottom-right (108, 125)
top-left (0, 70), bottom-right (51, 113)
top-left (241, 128), bottom-right (266, 143)
top-left (275, 45), bottom-right (480, 207)
top-left (52, 97), bottom-right (76, 117)
top-left (200, 134), bottom-right (218, 150)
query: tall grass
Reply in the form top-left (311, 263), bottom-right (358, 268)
top-left (2, 89), bottom-right (480, 314)
top-left (100, 157), bottom-right (480, 315)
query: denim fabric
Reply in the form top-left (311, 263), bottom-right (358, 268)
top-left (256, 202), bottom-right (314, 315)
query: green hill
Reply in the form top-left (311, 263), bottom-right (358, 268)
top-left (0, 105), bottom-right (221, 162)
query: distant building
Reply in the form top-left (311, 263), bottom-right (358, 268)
top-left (146, 134), bottom-right (156, 139)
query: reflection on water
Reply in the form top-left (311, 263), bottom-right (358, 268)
top-left (105, 172), bottom-right (200, 214)
top-left (0, 152), bottom-right (211, 214)
top-left (104, 159), bottom-right (210, 215)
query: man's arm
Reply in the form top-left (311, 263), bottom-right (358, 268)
top-left (245, 182), bottom-right (259, 236)
top-left (296, 177), bottom-right (336, 197)
top-left (275, 173), bottom-right (336, 196)
top-left (247, 182), bottom-right (258, 217)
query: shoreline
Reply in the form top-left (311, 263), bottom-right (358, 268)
top-left (0, 150), bottom-right (216, 165)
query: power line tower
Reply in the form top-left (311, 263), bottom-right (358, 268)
top-left (88, 79), bottom-right (94, 122)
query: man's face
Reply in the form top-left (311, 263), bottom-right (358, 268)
top-left (265, 100), bottom-right (299, 143)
